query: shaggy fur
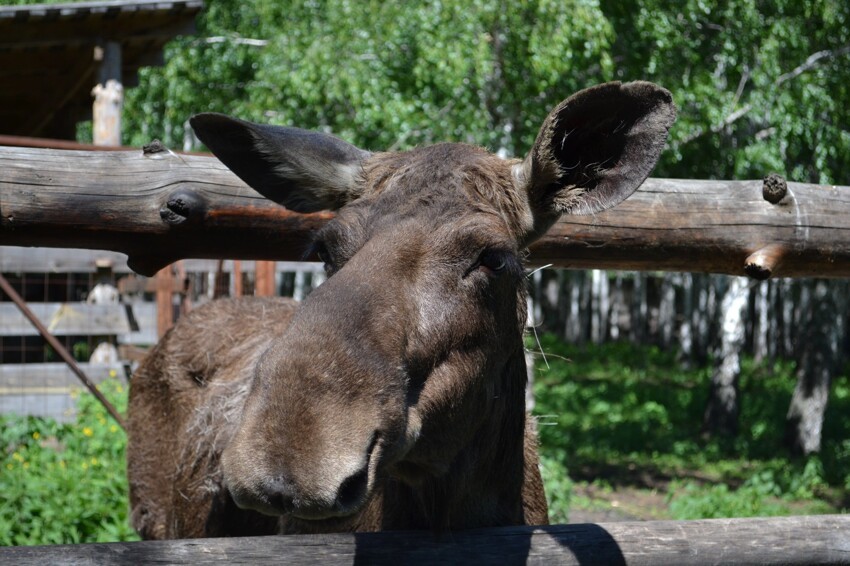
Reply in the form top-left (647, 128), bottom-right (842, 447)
top-left (128, 81), bottom-right (675, 539)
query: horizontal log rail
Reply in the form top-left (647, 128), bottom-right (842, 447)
top-left (0, 516), bottom-right (847, 565)
top-left (1, 145), bottom-right (849, 278)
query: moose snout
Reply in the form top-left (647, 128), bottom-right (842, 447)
top-left (222, 428), bottom-right (380, 521)
top-left (241, 462), bottom-right (370, 520)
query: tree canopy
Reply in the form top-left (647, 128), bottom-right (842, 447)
top-left (116, 0), bottom-right (849, 185)
top-left (11, 0), bottom-right (845, 183)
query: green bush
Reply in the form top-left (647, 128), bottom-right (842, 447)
top-left (0, 376), bottom-right (138, 545)
top-left (538, 448), bottom-right (573, 524)
top-left (530, 334), bottom-right (849, 520)
top-left (667, 481), bottom-right (789, 519)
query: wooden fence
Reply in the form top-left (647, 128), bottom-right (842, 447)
top-left (2, 146), bottom-right (849, 278)
top-left (0, 516), bottom-right (847, 565)
top-left (2, 146), bottom-right (850, 560)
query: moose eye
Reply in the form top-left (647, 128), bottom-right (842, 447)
top-left (311, 241), bottom-right (335, 274)
top-left (477, 249), bottom-right (509, 277)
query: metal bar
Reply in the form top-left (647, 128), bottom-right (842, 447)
top-left (0, 273), bottom-right (126, 429)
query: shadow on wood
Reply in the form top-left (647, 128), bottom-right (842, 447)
top-left (0, 516), bottom-right (847, 565)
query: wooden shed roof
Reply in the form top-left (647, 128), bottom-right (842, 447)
top-left (0, 0), bottom-right (203, 139)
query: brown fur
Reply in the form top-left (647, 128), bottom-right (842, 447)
top-left (128, 81), bottom-right (675, 539)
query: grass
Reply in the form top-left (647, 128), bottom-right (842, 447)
top-left (0, 376), bottom-right (138, 545)
top-left (532, 334), bottom-right (850, 522)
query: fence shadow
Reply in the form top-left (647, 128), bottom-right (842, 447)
top-left (352, 523), bottom-right (626, 565)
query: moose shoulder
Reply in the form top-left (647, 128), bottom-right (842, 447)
top-left (127, 81), bottom-right (675, 539)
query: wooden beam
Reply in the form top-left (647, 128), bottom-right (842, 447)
top-left (0, 516), bottom-right (847, 565)
top-left (1, 146), bottom-right (849, 279)
top-left (155, 265), bottom-right (173, 338)
top-left (92, 41), bottom-right (123, 146)
top-left (0, 362), bottom-right (126, 389)
top-left (254, 261), bottom-right (276, 296)
top-left (232, 260), bottom-right (243, 297)
top-left (0, 302), bottom-right (132, 336)
top-left (0, 273), bottom-right (125, 428)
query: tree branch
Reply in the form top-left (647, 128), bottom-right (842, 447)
top-left (776, 44), bottom-right (850, 86)
top-left (677, 44), bottom-right (850, 147)
top-left (196, 36), bottom-right (269, 47)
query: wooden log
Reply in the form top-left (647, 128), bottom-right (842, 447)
top-left (1, 146), bottom-right (849, 278)
top-left (254, 260), bottom-right (276, 296)
top-left (0, 516), bottom-right (847, 565)
top-left (92, 42), bottom-right (123, 147)
top-left (155, 265), bottom-right (174, 338)
top-left (0, 273), bottom-right (125, 428)
top-left (0, 362), bottom-right (126, 390)
top-left (0, 302), bottom-right (132, 336)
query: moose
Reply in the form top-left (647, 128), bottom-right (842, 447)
top-left (127, 81), bottom-right (675, 538)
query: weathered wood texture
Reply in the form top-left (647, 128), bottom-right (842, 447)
top-left (0, 246), bottom-right (326, 274)
top-left (0, 516), bottom-right (847, 565)
top-left (2, 146), bottom-right (848, 278)
top-left (0, 362), bottom-right (126, 390)
top-left (0, 302), bottom-right (131, 336)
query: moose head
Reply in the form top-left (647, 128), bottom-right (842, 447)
top-left (183, 81), bottom-right (674, 529)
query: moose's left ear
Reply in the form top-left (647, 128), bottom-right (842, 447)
top-left (514, 81), bottom-right (675, 238)
top-left (190, 113), bottom-right (370, 213)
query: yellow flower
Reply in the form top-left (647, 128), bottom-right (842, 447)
top-left (22, 462), bottom-right (29, 469)
top-left (12, 452), bottom-right (23, 462)
top-left (32, 431), bottom-right (41, 440)
top-left (81, 462), bottom-right (88, 470)
top-left (116, 385), bottom-right (124, 394)
top-left (91, 457), bottom-right (99, 466)
top-left (109, 369), bottom-right (117, 378)
top-left (109, 425), bottom-right (118, 433)
top-left (5, 463), bottom-right (12, 470)
top-left (83, 427), bottom-right (94, 437)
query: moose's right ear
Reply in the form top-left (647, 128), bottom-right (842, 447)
top-left (190, 113), bottom-right (371, 212)
top-left (513, 81), bottom-right (675, 242)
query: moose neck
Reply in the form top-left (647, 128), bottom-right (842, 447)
top-left (281, 342), bottom-right (530, 534)
top-left (390, 349), bottom-right (530, 531)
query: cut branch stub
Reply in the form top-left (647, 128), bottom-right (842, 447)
top-left (763, 173), bottom-right (788, 204)
top-left (744, 244), bottom-right (786, 280)
top-left (160, 190), bottom-right (207, 226)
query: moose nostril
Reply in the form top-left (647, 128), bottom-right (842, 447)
top-left (262, 477), bottom-right (295, 515)
top-left (335, 467), bottom-right (368, 511)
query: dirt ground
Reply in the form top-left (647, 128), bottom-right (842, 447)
top-left (567, 483), bottom-right (670, 523)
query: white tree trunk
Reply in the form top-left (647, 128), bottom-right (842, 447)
top-left (703, 276), bottom-right (750, 436)
top-left (753, 281), bottom-right (770, 362)
top-left (785, 280), bottom-right (846, 454)
top-left (659, 274), bottom-right (677, 347)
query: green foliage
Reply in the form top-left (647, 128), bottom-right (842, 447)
top-left (667, 482), bottom-right (790, 519)
top-left (668, 458), bottom-right (834, 519)
top-left (539, 449), bottom-right (573, 524)
top-left (124, 0), bottom-right (616, 154)
top-left (601, 0), bottom-right (850, 183)
top-left (0, 377), bottom-right (137, 546)
top-left (5, 0), bottom-right (89, 4)
top-left (531, 335), bottom-right (850, 520)
top-left (115, 0), bottom-right (850, 186)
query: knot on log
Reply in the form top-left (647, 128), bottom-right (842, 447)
top-left (160, 190), bottom-right (206, 226)
top-left (744, 244), bottom-right (785, 280)
top-left (762, 173), bottom-right (787, 204)
top-left (143, 139), bottom-right (168, 155)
